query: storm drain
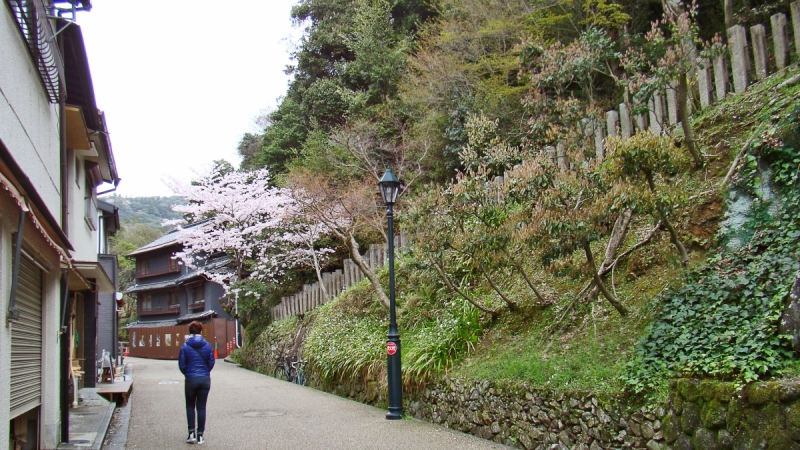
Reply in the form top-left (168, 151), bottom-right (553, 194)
top-left (242, 410), bottom-right (285, 418)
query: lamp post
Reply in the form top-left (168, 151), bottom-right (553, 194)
top-left (378, 167), bottom-right (402, 420)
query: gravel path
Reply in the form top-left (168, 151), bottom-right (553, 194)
top-left (124, 356), bottom-right (509, 449)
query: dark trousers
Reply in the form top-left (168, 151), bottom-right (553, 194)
top-left (185, 376), bottom-right (211, 434)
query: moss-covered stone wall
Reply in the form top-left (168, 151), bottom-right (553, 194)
top-left (663, 379), bottom-right (800, 449)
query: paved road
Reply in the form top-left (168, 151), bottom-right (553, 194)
top-left (125, 357), bottom-right (508, 449)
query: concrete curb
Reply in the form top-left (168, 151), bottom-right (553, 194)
top-left (93, 400), bottom-right (116, 450)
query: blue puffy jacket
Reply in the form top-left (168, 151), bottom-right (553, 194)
top-left (179, 335), bottom-right (215, 378)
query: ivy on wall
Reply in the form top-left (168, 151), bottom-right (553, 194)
top-left (624, 107), bottom-right (800, 392)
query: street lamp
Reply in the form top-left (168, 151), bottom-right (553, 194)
top-left (378, 167), bottom-right (402, 420)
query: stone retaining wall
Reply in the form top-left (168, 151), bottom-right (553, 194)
top-left (663, 379), bottom-right (800, 449)
top-left (410, 378), bottom-right (666, 450)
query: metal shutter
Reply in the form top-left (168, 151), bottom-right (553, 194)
top-left (10, 255), bottom-right (43, 418)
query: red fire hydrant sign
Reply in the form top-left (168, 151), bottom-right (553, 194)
top-left (387, 342), bottom-right (397, 355)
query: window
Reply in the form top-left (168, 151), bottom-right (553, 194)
top-left (140, 293), bottom-right (151, 311)
top-left (168, 290), bottom-right (180, 311)
top-left (193, 285), bottom-right (204, 301)
top-left (137, 259), bottom-right (150, 276)
top-left (84, 175), bottom-right (97, 231)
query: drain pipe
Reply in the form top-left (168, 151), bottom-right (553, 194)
top-left (6, 205), bottom-right (25, 325)
top-left (59, 270), bottom-right (71, 443)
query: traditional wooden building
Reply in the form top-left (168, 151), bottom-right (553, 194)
top-left (124, 222), bottom-right (239, 360)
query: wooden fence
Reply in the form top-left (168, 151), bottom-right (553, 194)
top-left (271, 4), bottom-right (800, 321)
top-left (271, 233), bottom-right (409, 320)
top-left (542, 2), bottom-right (800, 166)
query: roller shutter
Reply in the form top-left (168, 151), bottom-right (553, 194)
top-left (10, 255), bottom-right (43, 418)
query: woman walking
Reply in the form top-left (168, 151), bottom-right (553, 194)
top-left (179, 321), bottom-right (215, 445)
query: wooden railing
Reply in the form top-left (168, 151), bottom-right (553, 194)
top-left (136, 261), bottom-right (180, 278)
top-left (140, 303), bottom-right (180, 316)
top-left (271, 234), bottom-right (408, 321)
top-left (189, 300), bottom-right (205, 311)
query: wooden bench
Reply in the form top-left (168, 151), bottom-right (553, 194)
top-left (98, 380), bottom-right (134, 406)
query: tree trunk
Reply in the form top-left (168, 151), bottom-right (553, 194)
top-left (678, 72), bottom-right (703, 168)
top-left (583, 241), bottom-right (628, 316)
top-left (479, 264), bottom-right (518, 312)
top-left (308, 241), bottom-right (330, 301)
top-left (430, 258), bottom-right (499, 319)
top-left (589, 209), bottom-right (632, 301)
top-left (501, 248), bottom-right (547, 304)
top-left (347, 233), bottom-right (391, 310)
top-left (658, 210), bottom-right (689, 268)
top-left (645, 171), bottom-right (689, 268)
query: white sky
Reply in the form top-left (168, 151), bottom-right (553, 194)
top-left (77, 0), bottom-right (301, 197)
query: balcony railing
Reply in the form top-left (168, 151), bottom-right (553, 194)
top-left (189, 300), bottom-right (205, 311)
top-left (7, 0), bottom-right (63, 103)
top-left (135, 263), bottom-right (180, 279)
top-left (139, 304), bottom-right (180, 316)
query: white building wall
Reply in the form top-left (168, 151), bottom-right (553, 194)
top-left (68, 152), bottom-right (100, 262)
top-left (1, 5), bottom-right (66, 448)
top-left (0, 4), bottom-right (62, 222)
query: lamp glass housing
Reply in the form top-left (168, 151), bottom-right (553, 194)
top-left (378, 168), bottom-right (401, 205)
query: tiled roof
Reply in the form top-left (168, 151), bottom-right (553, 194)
top-left (125, 279), bottom-right (177, 293)
top-left (124, 255), bottom-right (233, 294)
top-left (127, 219), bottom-right (211, 256)
top-left (124, 319), bottom-right (178, 328)
top-left (177, 310), bottom-right (217, 323)
top-left (123, 311), bottom-right (217, 329)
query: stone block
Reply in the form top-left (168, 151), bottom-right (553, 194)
top-left (778, 382), bottom-right (800, 402)
top-left (696, 58), bottom-right (713, 108)
top-left (792, 2), bottom-right (800, 60)
top-left (746, 382), bottom-right (779, 405)
top-left (750, 24), bottom-right (768, 80)
top-left (648, 94), bottom-right (665, 135)
top-left (594, 124), bottom-right (605, 160)
top-left (662, 413), bottom-right (679, 443)
top-left (675, 433), bottom-right (693, 450)
top-left (666, 83), bottom-right (678, 124)
top-left (677, 379), bottom-right (702, 402)
top-left (713, 55), bottom-right (728, 101)
top-left (619, 103), bottom-right (632, 138)
top-left (693, 427), bottom-right (718, 450)
top-left (606, 110), bottom-right (619, 138)
top-left (701, 399), bottom-right (727, 429)
top-left (727, 25), bottom-right (749, 93)
top-left (717, 429), bottom-right (733, 450)
top-left (771, 13), bottom-right (788, 70)
top-left (680, 403), bottom-right (701, 434)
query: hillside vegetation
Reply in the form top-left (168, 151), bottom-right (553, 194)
top-left (223, 0), bottom-right (800, 401)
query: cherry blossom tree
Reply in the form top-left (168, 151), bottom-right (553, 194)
top-left (165, 165), bottom-right (333, 301)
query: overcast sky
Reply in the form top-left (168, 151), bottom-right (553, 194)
top-left (78, 0), bottom-right (301, 197)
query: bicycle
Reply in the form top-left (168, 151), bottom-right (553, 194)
top-left (291, 359), bottom-right (306, 386)
top-left (273, 356), bottom-right (296, 383)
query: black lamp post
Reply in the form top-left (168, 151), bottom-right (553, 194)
top-left (378, 167), bottom-right (403, 420)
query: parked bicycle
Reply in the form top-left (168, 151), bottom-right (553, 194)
top-left (291, 359), bottom-right (306, 386)
top-left (273, 356), bottom-right (296, 383)
top-left (273, 356), bottom-right (307, 386)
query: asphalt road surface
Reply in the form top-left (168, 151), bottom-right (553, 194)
top-left (124, 356), bottom-right (509, 449)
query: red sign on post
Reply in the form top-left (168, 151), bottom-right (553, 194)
top-left (387, 342), bottom-right (397, 355)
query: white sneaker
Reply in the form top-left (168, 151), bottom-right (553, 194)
top-left (197, 435), bottom-right (205, 445)
top-left (186, 431), bottom-right (196, 444)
